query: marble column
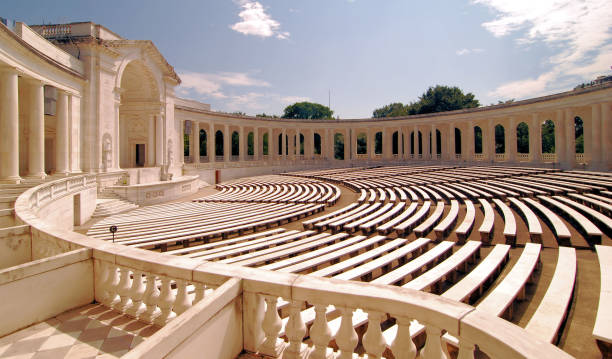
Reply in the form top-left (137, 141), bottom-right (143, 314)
top-left (564, 109), bottom-right (576, 168)
top-left (448, 123), bottom-right (456, 161)
top-left (209, 124), bottom-right (215, 164)
top-left (253, 127), bottom-right (259, 160)
top-left (239, 126), bottom-right (245, 161)
top-left (193, 121), bottom-right (200, 164)
top-left (344, 129), bottom-right (350, 161)
top-left (424, 128), bottom-right (431, 160)
top-left (431, 125), bottom-right (437, 160)
top-left (601, 103), bottom-right (611, 170)
top-left (223, 125), bottom-right (230, 162)
top-left (530, 113), bottom-right (542, 163)
top-left (267, 127), bottom-right (272, 158)
top-left (156, 115), bottom-right (164, 166)
top-left (0, 68), bottom-right (21, 183)
top-left (508, 117), bottom-right (517, 162)
top-left (281, 128), bottom-right (287, 158)
top-left (465, 122), bottom-right (473, 161)
top-left (590, 104), bottom-right (602, 167)
top-left (554, 110), bottom-right (565, 165)
top-left (147, 115), bottom-right (156, 166)
top-left (55, 90), bottom-right (70, 175)
top-left (25, 79), bottom-right (46, 179)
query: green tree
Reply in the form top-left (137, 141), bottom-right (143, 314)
top-left (372, 85), bottom-right (480, 118)
top-left (282, 102), bottom-right (333, 119)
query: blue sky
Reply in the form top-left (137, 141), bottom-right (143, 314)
top-left (2, 0), bottom-right (611, 118)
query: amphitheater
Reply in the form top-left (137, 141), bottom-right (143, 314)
top-left (0, 19), bottom-right (611, 359)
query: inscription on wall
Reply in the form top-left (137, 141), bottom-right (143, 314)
top-left (181, 184), bottom-right (191, 192)
top-left (145, 190), bottom-right (164, 199)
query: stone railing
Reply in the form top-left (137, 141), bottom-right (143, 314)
top-left (184, 155), bottom-right (193, 163)
top-left (215, 155), bottom-right (224, 162)
top-left (27, 174), bottom-right (97, 212)
top-left (474, 153), bottom-right (485, 161)
top-left (436, 154), bottom-right (441, 160)
top-left (495, 153), bottom-right (507, 162)
top-left (517, 153), bottom-right (530, 162)
top-left (455, 154), bottom-right (462, 160)
top-left (542, 153), bottom-right (557, 162)
top-left (356, 154), bottom-right (368, 160)
top-left (416, 154), bottom-right (423, 160)
top-left (199, 155), bottom-right (209, 162)
top-left (12, 177), bottom-right (576, 359)
top-left (38, 24), bottom-right (72, 37)
top-left (576, 153), bottom-right (585, 163)
top-left (374, 154), bottom-right (382, 160)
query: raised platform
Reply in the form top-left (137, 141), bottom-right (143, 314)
top-left (107, 175), bottom-right (200, 205)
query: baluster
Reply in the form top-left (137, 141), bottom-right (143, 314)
top-left (391, 316), bottom-right (417, 359)
top-left (457, 338), bottom-right (475, 359)
top-left (96, 260), bottom-right (110, 305)
top-left (154, 277), bottom-right (177, 326)
top-left (106, 263), bottom-right (120, 308)
top-left (284, 300), bottom-right (307, 359)
top-left (335, 306), bottom-right (358, 359)
top-left (309, 303), bottom-right (332, 359)
top-left (140, 272), bottom-right (160, 324)
top-left (421, 325), bottom-right (446, 359)
top-left (126, 270), bottom-right (146, 318)
top-left (193, 282), bottom-right (206, 304)
top-left (259, 295), bottom-right (285, 357)
top-left (363, 311), bottom-right (386, 359)
top-left (173, 279), bottom-right (192, 315)
top-left (114, 266), bottom-right (133, 312)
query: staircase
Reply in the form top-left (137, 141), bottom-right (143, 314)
top-left (93, 188), bottom-right (139, 217)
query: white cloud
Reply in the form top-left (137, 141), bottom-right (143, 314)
top-left (473, 0), bottom-right (612, 99)
top-left (230, 0), bottom-right (290, 40)
top-left (280, 96), bottom-right (311, 104)
top-left (456, 48), bottom-right (484, 56)
top-left (177, 71), bottom-right (270, 99)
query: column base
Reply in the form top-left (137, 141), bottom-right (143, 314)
top-left (26, 172), bottom-right (47, 180)
top-left (0, 176), bottom-right (22, 184)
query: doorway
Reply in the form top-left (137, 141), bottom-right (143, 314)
top-left (135, 144), bottom-right (145, 167)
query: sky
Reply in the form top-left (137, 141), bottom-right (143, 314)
top-left (2, 0), bottom-right (611, 118)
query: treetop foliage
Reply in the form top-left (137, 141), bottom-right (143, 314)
top-left (282, 101), bottom-right (334, 119)
top-left (372, 85), bottom-right (480, 118)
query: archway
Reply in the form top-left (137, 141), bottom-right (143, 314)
top-left (357, 133), bottom-right (367, 154)
top-left (392, 131), bottom-right (399, 155)
top-left (231, 131), bottom-right (239, 157)
top-left (263, 132), bottom-right (269, 155)
top-left (314, 133), bottom-right (322, 155)
top-left (542, 120), bottom-right (555, 153)
top-left (495, 124), bottom-right (505, 154)
top-left (334, 133), bottom-right (345, 160)
top-left (410, 132), bottom-right (415, 155)
top-left (247, 132), bottom-right (254, 156)
top-left (375, 131), bottom-right (383, 155)
top-left (517, 122), bottom-right (529, 153)
top-left (118, 60), bottom-right (160, 168)
top-left (474, 126), bottom-right (483, 154)
top-left (455, 128), bottom-right (462, 155)
top-left (278, 134), bottom-right (283, 155)
top-left (575, 116), bottom-right (584, 154)
top-left (215, 130), bottom-right (224, 157)
top-left (417, 131), bottom-right (423, 155)
top-left (436, 129), bottom-right (442, 155)
top-left (299, 133), bottom-right (305, 155)
top-left (199, 129), bottom-right (207, 158)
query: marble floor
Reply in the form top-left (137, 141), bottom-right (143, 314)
top-left (0, 303), bottom-right (159, 359)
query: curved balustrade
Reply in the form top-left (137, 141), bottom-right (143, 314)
top-left (10, 172), bottom-right (579, 358)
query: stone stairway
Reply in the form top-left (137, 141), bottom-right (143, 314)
top-left (93, 189), bottom-right (139, 218)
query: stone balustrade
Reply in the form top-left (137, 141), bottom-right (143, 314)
top-left (474, 153), bottom-right (485, 161)
top-left (517, 153), bottom-right (530, 162)
top-left (576, 153), bottom-right (585, 163)
top-left (495, 153), bottom-right (507, 162)
top-left (542, 153), bottom-right (557, 162)
top-left (11, 177), bottom-right (577, 359)
top-left (26, 174), bottom-right (96, 213)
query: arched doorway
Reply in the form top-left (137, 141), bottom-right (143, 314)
top-left (118, 60), bottom-right (160, 168)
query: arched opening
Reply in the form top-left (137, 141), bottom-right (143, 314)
top-left (455, 128), bottom-right (462, 154)
top-left (199, 129), bottom-right (207, 157)
top-left (495, 124), bottom-right (505, 154)
top-left (183, 125), bottom-right (190, 158)
top-left (375, 131), bottom-right (383, 154)
top-left (215, 130), bottom-right (223, 157)
top-left (247, 132), bottom-right (254, 156)
top-left (474, 126), bottom-right (483, 154)
top-left (278, 134), bottom-right (283, 155)
top-left (429, 131), bottom-right (432, 154)
top-left (517, 122), bottom-right (529, 153)
top-left (314, 133), bottom-right (322, 155)
top-left (357, 133), bottom-right (367, 154)
top-left (231, 131), bottom-right (239, 157)
top-left (118, 60), bottom-right (160, 168)
top-left (436, 129), bottom-right (441, 155)
top-left (410, 132), bottom-right (415, 155)
top-left (392, 131), bottom-right (399, 155)
top-left (418, 131), bottom-right (423, 155)
top-left (334, 133), bottom-right (345, 160)
top-left (299, 133), bottom-right (305, 155)
top-left (542, 120), bottom-right (555, 153)
top-left (263, 133), bottom-right (269, 155)
top-left (575, 116), bottom-right (584, 154)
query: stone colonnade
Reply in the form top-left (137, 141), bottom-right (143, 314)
top-left (178, 100), bottom-right (612, 170)
top-left (0, 67), bottom-right (74, 183)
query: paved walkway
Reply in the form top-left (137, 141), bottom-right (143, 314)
top-left (0, 304), bottom-right (159, 359)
